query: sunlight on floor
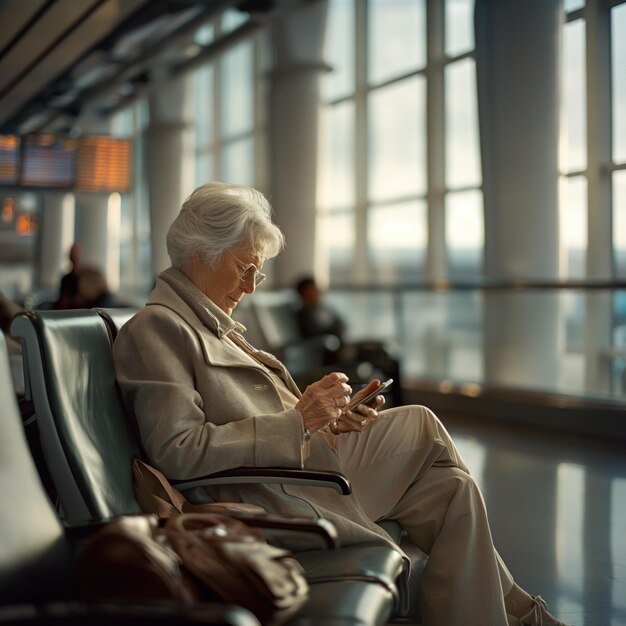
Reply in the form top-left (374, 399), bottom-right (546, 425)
top-left (445, 415), bottom-right (626, 626)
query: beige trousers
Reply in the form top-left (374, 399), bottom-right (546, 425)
top-left (337, 405), bottom-right (514, 626)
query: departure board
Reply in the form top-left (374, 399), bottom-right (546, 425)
top-left (0, 135), bottom-right (20, 184)
top-left (21, 135), bottom-right (77, 187)
top-left (0, 134), bottom-right (133, 191)
top-left (76, 136), bottom-right (132, 192)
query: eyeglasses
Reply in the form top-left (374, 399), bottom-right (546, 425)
top-left (232, 255), bottom-right (267, 287)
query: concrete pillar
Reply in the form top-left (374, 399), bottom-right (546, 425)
top-left (267, 0), bottom-right (328, 287)
top-left (74, 192), bottom-right (121, 291)
top-left (38, 192), bottom-right (75, 288)
top-left (73, 116), bottom-right (121, 290)
top-left (475, 0), bottom-right (561, 388)
top-left (147, 73), bottom-right (195, 275)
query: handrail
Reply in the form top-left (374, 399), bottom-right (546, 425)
top-left (324, 279), bottom-right (626, 292)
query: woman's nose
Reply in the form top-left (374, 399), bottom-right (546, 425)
top-left (241, 274), bottom-right (256, 294)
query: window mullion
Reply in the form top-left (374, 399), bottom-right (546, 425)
top-left (583, 0), bottom-right (614, 394)
top-left (353, 0), bottom-right (369, 284)
top-left (425, 0), bottom-right (447, 280)
top-left (585, 0), bottom-right (613, 278)
top-left (253, 30), bottom-right (264, 191)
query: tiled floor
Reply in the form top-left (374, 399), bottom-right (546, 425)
top-left (442, 413), bottom-right (626, 626)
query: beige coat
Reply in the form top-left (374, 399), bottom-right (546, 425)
top-left (113, 268), bottom-right (401, 553)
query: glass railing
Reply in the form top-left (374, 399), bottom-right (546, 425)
top-left (322, 281), bottom-right (626, 403)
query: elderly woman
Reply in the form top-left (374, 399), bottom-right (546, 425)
top-left (113, 182), bottom-right (569, 626)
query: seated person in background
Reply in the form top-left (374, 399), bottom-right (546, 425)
top-left (0, 290), bottom-right (23, 356)
top-left (113, 182), bottom-right (569, 626)
top-left (295, 275), bottom-right (403, 406)
top-left (55, 243), bottom-right (82, 309)
top-left (295, 276), bottom-right (346, 344)
top-left (76, 266), bottom-right (117, 309)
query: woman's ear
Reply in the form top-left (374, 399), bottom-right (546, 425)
top-left (190, 252), bottom-right (211, 273)
top-left (181, 253), bottom-right (204, 284)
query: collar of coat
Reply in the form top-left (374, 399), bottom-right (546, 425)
top-left (150, 267), bottom-right (245, 340)
top-left (146, 268), bottom-right (297, 391)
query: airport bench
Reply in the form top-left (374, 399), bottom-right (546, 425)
top-left (11, 310), bottom-right (422, 625)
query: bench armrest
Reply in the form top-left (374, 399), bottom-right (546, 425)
top-left (171, 467), bottom-right (351, 495)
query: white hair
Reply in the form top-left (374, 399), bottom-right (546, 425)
top-left (166, 182), bottom-right (285, 269)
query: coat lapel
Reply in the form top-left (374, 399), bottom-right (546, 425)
top-left (146, 269), bottom-right (301, 396)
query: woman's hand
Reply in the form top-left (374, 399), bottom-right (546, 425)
top-left (331, 379), bottom-right (385, 434)
top-left (296, 372), bottom-right (352, 433)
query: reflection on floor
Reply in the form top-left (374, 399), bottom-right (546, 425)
top-left (442, 413), bottom-right (626, 626)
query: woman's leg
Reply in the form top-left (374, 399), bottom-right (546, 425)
top-left (338, 405), bottom-right (512, 626)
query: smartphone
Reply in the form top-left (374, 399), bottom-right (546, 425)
top-left (345, 379), bottom-right (393, 412)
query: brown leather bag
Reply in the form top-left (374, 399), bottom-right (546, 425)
top-left (79, 513), bottom-right (309, 625)
top-left (165, 513), bottom-right (309, 624)
top-left (78, 515), bottom-right (197, 606)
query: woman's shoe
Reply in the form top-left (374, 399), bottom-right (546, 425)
top-left (507, 595), bottom-right (573, 626)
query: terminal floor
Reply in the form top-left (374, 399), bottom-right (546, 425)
top-left (439, 413), bottom-right (626, 626)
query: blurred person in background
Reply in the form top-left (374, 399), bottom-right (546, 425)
top-left (295, 276), bottom-right (346, 343)
top-left (76, 266), bottom-right (117, 309)
top-left (56, 243), bottom-right (82, 309)
top-left (0, 290), bottom-right (23, 356)
top-left (295, 275), bottom-right (403, 406)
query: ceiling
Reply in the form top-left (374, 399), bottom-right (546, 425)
top-left (0, 0), bottom-right (271, 136)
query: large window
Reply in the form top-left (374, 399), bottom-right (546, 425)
top-left (317, 0), bottom-right (626, 400)
top-left (557, 0), bottom-right (626, 395)
top-left (192, 10), bottom-right (267, 190)
top-left (559, 0), bottom-right (626, 281)
top-left (109, 8), bottom-right (267, 296)
top-left (111, 100), bottom-right (152, 295)
top-left (320, 0), bottom-right (625, 288)
top-left (612, 2), bottom-right (626, 278)
top-left (444, 28), bottom-right (482, 279)
top-left (318, 0), bottom-right (482, 285)
top-left (559, 12), bottom-right (587, 279)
